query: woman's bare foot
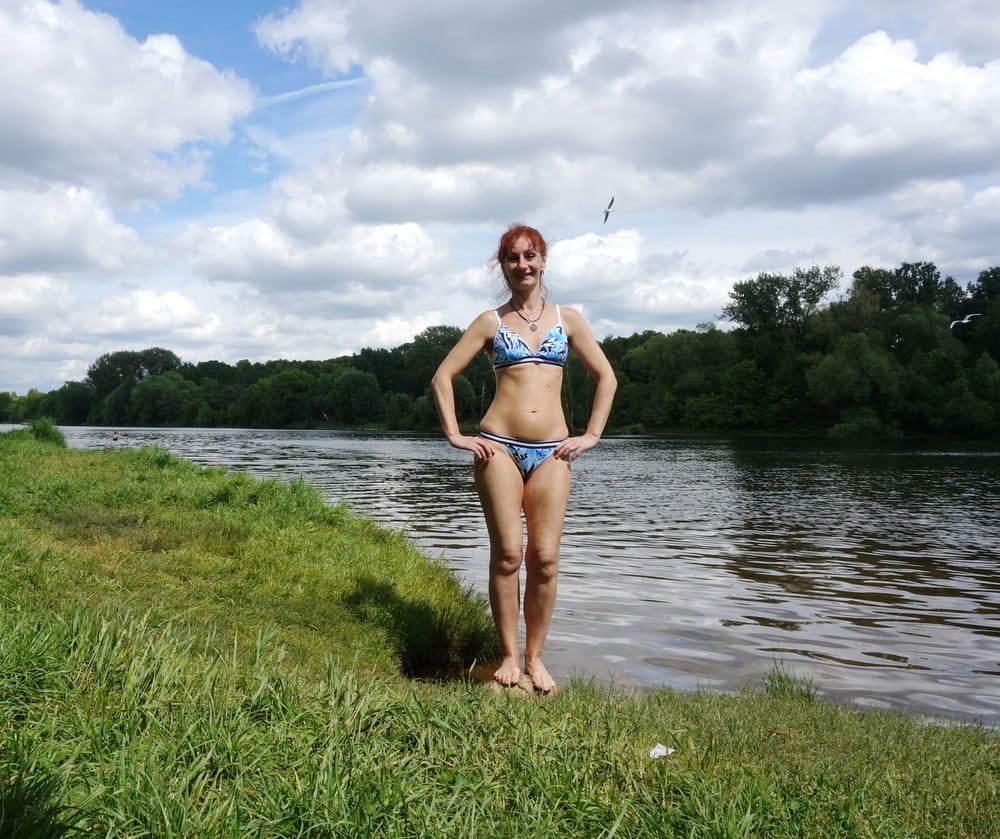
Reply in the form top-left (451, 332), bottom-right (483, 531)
top-left (523, 655), bottom-right (556, 693)
top-left (494, 655), bottom-right (521, 687)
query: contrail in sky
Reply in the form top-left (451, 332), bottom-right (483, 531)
top-left (256, 78), bottom-right (367, 109)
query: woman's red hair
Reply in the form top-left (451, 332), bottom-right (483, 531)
top-left (495, 224), bottom-right (547, 264)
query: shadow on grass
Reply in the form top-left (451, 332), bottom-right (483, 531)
top-left (0, 769), bottom-right (76, 839)
top-left (343, 575), bottom-right (496, 677)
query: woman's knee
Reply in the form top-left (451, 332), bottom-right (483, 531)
top-left (490, 544), bottom-right (522, 575)
top-left (525, 546), bottom-right (559, 580)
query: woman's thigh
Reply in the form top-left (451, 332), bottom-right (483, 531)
top-left (474, 447), bottom-right (525, 555)
top-left (522, 455), bottom-right (571, 552)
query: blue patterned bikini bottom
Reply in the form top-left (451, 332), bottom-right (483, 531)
top-left (479, 430), bottom-right (567, 481)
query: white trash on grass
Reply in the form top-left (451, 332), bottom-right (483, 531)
top-left (649, 743), bottom-right (675, 759)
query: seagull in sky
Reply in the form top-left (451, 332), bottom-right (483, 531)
top-left (603, 196), bottom-right (614, 224)
top-left (949, 313), bottom-right (983, 329)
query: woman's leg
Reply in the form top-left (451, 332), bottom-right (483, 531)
top-left (522, 455), bottom-right (572, 692)
top-left (474, 449), bottom-right (526, 686)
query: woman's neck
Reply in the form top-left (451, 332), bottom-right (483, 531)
top-left (509, 291), bottom-right (544, 311)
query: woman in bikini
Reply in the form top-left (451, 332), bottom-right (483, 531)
top-left (431, 224), bottom-right (617, 693)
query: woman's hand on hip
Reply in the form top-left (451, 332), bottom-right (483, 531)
top-left (555, 433), bottom-right (599, 462)
top-left (448, 434), bottom-right (495, 460)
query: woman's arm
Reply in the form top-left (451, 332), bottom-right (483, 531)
top-left (554, 307), bottom-right (617, 461)
top-left (430, 311), bottom-right (497, 459)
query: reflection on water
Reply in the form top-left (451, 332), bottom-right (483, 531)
top-left (50, 426), bottom-right (1000, 723)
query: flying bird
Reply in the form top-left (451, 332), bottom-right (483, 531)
top-left (949, 313), bottom-right (983, 329)
top-left (603, 196), bottom-right (614, 224)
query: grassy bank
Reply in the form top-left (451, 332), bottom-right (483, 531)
top-left (0, 422), bottom-right (497, 675)
top-left (1, 425), bottom-right (997, 837)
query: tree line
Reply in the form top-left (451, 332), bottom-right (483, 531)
top-left (3, 261), bottom-right (998, 438)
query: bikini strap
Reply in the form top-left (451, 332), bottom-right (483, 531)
top-left (555, 304), bottom-right (562, 327)
top-left (493, 308), bottom-right (503, 326)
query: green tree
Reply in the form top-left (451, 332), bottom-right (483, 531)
top-left (94, 380), bottom-right (135, 426)
top-left (806, 333), bottom-right (902, 431)
top-left (723, 265), bottom-right (840, 335)
top-left (86, 347), bottom-right (181, 399)
top-left (383, 392), bottom-right (413, 430)
top-left (49, 381), bottom-right (96, 424)
top-left (412, 393), bottom-right (438, 428)
top-left (395, 326), bottom-right (465, 397)
top-left (232, 369), bottom-right (316, 428)
top-left (129, 373), bottom-right (202, 426)
top-left (900, 348), bottom-right (964, 432)
top-left (967, 266), bottom-right (1000, 305)
top-left (452, 375), bottom-right (476, 422)
top-left (722, 265), bottom-right (841, 374)
top-left (853, 262), bottom-right (964, 314)
top-left (0, 391), bottom-right (14, 422)
top-left (329, 369), bottom-right (382, 423)
top-left (885, 306), bottom-right (954, 365)
top-left (719, 359), bottom-right (767, 428)
top-left (15, 389), bottom-right (46, 420)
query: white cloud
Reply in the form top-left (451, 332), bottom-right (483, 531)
top-left (0, 0), bottom-right (254, 204)
top-left (741, 245), bottom-right (833, 273)
top-left (0, 186), bottom-right (146, 273)
top-left (919, 0), bottom-right (1000, 64)
top-left (799, 31), bottom-right (1000, 162)
top-left (871, 183), bottom-right (1000, 273)
top-left (549, 230), bottom-right (734, 327)
top-left (0, 274), bottom-right (72, 337)
top-left (253, 1), bottom-right (1000, 223)
top-left (363, 313), bottom-right (443, 347)
top-left (887, 179), bottom-right (966, 219)
top-left (181, 217), bottom-right (439, 302)
top-left (69, 289), bottom-right (209, 338)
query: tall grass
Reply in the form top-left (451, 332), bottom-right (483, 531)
top-left (27, 416), bottom-right (66, 447)
top-left (1, 608), bottom-right (996, 837)
top-left (0, 430), bottom-right (497, 674)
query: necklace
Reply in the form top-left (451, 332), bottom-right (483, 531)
top-left (512, 299), bottom-right (545, 331)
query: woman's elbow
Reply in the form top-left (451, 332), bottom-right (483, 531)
top-left (430, 368), bottom-right (452, 391)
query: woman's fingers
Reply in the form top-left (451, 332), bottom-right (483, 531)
top-left (468, 437), bottom-right (494, 459)
top-left (555, 439), bottom-right (577, 461)
top-left (556, 436), bottom-right (595, 461)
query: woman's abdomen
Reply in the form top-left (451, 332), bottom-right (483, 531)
top-left (480, 368), bottom-right (568, 441)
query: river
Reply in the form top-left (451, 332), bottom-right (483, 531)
top-left (20, 425), bottom-right (1000, 724)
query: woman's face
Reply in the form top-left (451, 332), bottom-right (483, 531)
top-left (503, 236), bottom-right (546, 292)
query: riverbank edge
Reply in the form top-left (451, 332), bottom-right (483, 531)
top-left (0, 424), bottom-right (500, 676)
top-left (1, 426), bottom-right (997, 837)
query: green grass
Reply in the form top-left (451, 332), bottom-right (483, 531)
top-left (1, 430), bottom-right (997, 837)
top-left (26, 417), bottom-right (67, 447)
top-left (0, 430), bottom-right (497, 675)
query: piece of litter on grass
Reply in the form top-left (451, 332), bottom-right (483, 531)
top-left (649, 743), bottom-right (675, 759)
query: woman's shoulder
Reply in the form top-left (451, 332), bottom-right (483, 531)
top-left (466, 308), bottom-right (501, 335)
top-left (472, 307), bottom-right (501, 324)
top-left (557, 305), bottom-right (587, 328)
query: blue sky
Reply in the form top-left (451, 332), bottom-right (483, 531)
top-left (86, 0), bottom-right (366, 230)
top-left (2, 0), bottom-right (999, 393)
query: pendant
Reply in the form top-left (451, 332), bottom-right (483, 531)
top-left (530, 323), bottom-right (539, 332)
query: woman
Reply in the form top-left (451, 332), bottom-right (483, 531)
top-left (431, 224), bottom-right (617, 693)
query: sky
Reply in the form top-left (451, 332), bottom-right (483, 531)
top-left (3, 0), bottom-right (1000, 394)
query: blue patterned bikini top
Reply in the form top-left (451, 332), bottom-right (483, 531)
top-left (492, 305), bottom-right (569, 370)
